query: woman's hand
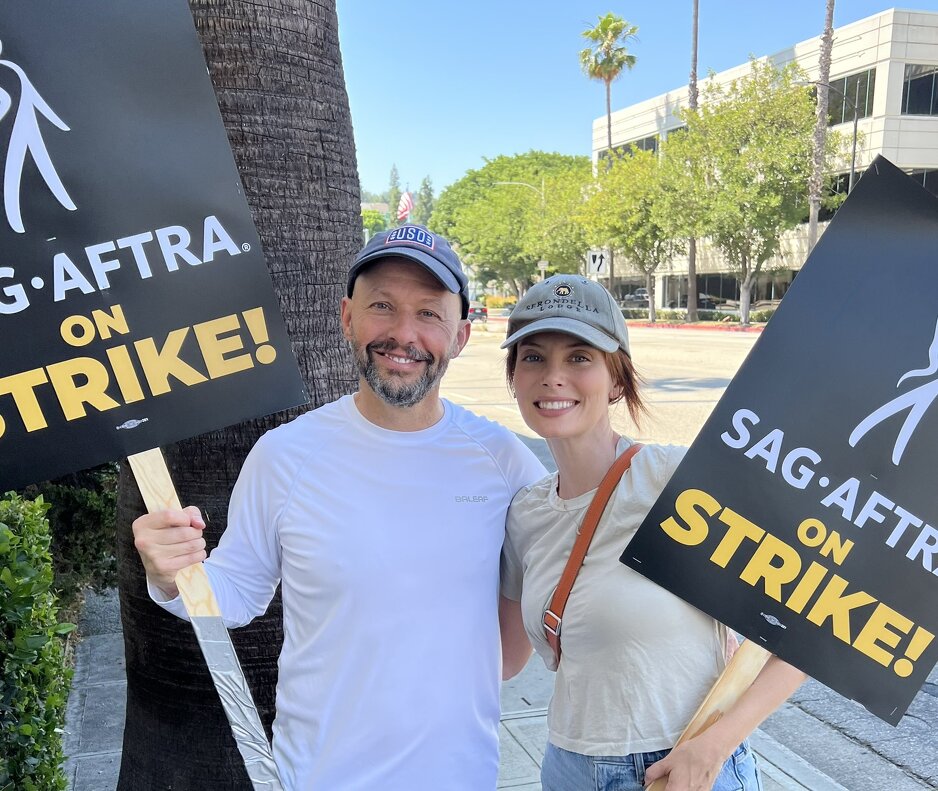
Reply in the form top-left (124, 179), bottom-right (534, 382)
top-left (643, 732), bottom-right (729, 790)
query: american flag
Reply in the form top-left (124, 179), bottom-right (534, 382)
top-left (397, 191), bottom-right (414, 222)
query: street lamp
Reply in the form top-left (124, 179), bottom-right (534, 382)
top-left (493, 178), bottom-right (546, 203)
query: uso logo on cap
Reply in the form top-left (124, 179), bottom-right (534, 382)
top-left (385, 225), bottom-right (435, 250)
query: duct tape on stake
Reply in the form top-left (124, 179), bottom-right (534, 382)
top-left (128, 448), bottom-right (284, 791)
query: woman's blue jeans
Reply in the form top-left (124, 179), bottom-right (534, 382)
top-left (541, 741), bottom-right (763, 791)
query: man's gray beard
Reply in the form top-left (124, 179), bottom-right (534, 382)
top-left (352, 338), bottom-right (454, 408)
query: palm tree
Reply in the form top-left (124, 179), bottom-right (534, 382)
top-left (580, 13), bottom-right (638, 298)
top-left (115, 1), bottom-right (358, 787)
top-left (579, 13), bottom-right (639, 160)
top-left (808, 0), bottom-right (836, 251)
top-left (685, 0), bottom-right (700, 322)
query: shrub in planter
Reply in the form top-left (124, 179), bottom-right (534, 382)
top-left (21, 463), bottom-right (118, 607)
top-left (0, 493), bottom-right (74, 791)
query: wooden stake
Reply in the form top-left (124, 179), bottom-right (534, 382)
top-left (127, 447), bottom-right (219, 616)
top-left (646, 640), bottom-right (771, 791)
top-left (127, 447), bottom-right (283, 789)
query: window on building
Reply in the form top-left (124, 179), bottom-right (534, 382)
top-left (597, 134), bottom-right (659, 163)
top-left (826, 69), bottom-right (875, 125)
top-left (627, 134), bottom-right (659, 154)
top-left (902, 65), bottom-right (938, 115)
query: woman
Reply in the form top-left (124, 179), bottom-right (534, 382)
top-left (500, 275), bottom-right (805, 791)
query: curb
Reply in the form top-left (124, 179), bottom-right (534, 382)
top-left (626, 320), bottom-right (765, 333)
top-left (485, 316), bottom-right (765, 334)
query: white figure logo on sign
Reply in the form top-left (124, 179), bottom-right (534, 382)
top-left (0, 41), bottom-right (76, 234)
top-left (849, 317), bottom-right (938, 464)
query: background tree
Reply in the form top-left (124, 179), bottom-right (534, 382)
top-left (664, 60), bottom-right (815, 325)
top-left (807, 0), bottom-right (836, 251)
top-left (360, 187), bottom-right (386, 203)
top-left (411, 175), bottom-right (435, 226)
top-left (361, 208), bottom-right (388, 238)
top-left (685, 0), bottom-right (700, 322)
top-left (581, 150), bottom-right (683, 322)
top-left (579, 13), bottom-right (639, 158)
top-left (387, 163), bottom-right (402, 227)
top-left (530, 164), bottom-right (593, 275)
top-left (431, 151), bottom-right (590, 297)
top-left (579, 12), bottom-right (638, 296)
top-left (114, 2), bottom-right (359, 788)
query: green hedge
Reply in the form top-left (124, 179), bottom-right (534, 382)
top-left (22, 463), bottom-right (118, 607)
top-left (620, 307), bottom-right (776, 324)
top-left (0, 493), bottom-right (74, 791)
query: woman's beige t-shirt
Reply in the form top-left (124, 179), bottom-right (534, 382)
top-left (501, 440), bottom-right (728, 756)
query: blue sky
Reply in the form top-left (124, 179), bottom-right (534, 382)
top-left (336, 2), bottom-right (938, 196)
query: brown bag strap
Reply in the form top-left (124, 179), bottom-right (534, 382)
top-left (543, 443), bottom-right (643, 665)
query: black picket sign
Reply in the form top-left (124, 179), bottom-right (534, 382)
top-left (0, 2), bottom-right (307, 491)
top-left (624, 157), bottom-right (938, 725)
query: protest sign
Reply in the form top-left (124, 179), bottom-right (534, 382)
top-left (0, 1), bottom-right (307, 492)
top-left (0, 3), bottom-right (311, 785)
top-left (623, 156), bottom-right (938, 725)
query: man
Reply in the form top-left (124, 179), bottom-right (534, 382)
top-left (132, 225), bottom-right (546, 790)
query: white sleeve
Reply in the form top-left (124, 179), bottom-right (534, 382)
top-left (148, 434), bottom-right (286, 628)
top-left (199, 434), bottom-right (286, 628)
top-left (500, 504), bottom-right (525, 601)
top-left (503, 436), bottom-right (549, 494)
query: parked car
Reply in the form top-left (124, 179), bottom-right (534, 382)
top-left (619, 288), bottom-right (649, 308)
top-left (468, 301), bottom-right (488, 323)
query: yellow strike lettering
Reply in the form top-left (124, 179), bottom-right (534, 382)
top-left (660, 488), bottom-right (721, 546)
top-left (895, 628), bottom-right (936, 678)
top-left (852, 603), bottom-right (913, 668)
top-left (739, 533), bottom-right (803, 602)
top-left (805, 574), bottom-right (876, 643)
top-left (135, 328), bottom-right (208, 396)
top-left (92, 304), bottom-right (129, 340)
top-left (819, 532), bottom-right (854, 566)
top-left (106, 345), bottom-right (145, 403)
top-left (0, 368), bottom-right (50, 431)
top-left (60, 314), bottom-right (96, 347)
top-left (711, 507), bottom-right (765, 568)
top-left (46, 358), bottom-right (121, 420)
top-left (784, 561), bottom-right (829, 614)
top-left (796, 518), bottom-right (826, 548)
top-left (193, 314), bottom-right (253, 379)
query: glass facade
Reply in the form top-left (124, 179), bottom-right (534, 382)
top-left (902, 65), bottom-right (938, 115)
top-left (826, 69), bottom-right (876, 125)
top-left (597, 134), bottom-right (659, 163)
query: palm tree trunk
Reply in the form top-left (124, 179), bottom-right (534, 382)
top-left (115, 1), bottom-right (358, 787)
top-left (685, 0), bottom-right (700, 322)
top-left (605, 78), bottom-right (614, 157)
top-left (808, 0), bottom-right (836, 252)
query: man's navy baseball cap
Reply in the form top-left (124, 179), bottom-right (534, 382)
top-left (346, 225), bottom-right (470, 319)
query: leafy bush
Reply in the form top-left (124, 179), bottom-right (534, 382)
top-left (483, 295), bottom-right (517, 310)
top-left (620, 307), bottom-right (774, 324)
top-left (0, 493), bottom-right (74, 791)
top-left (22, 463), bottom-right (118, 607)
top-left (748, 308), bottom-right (776, 323)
